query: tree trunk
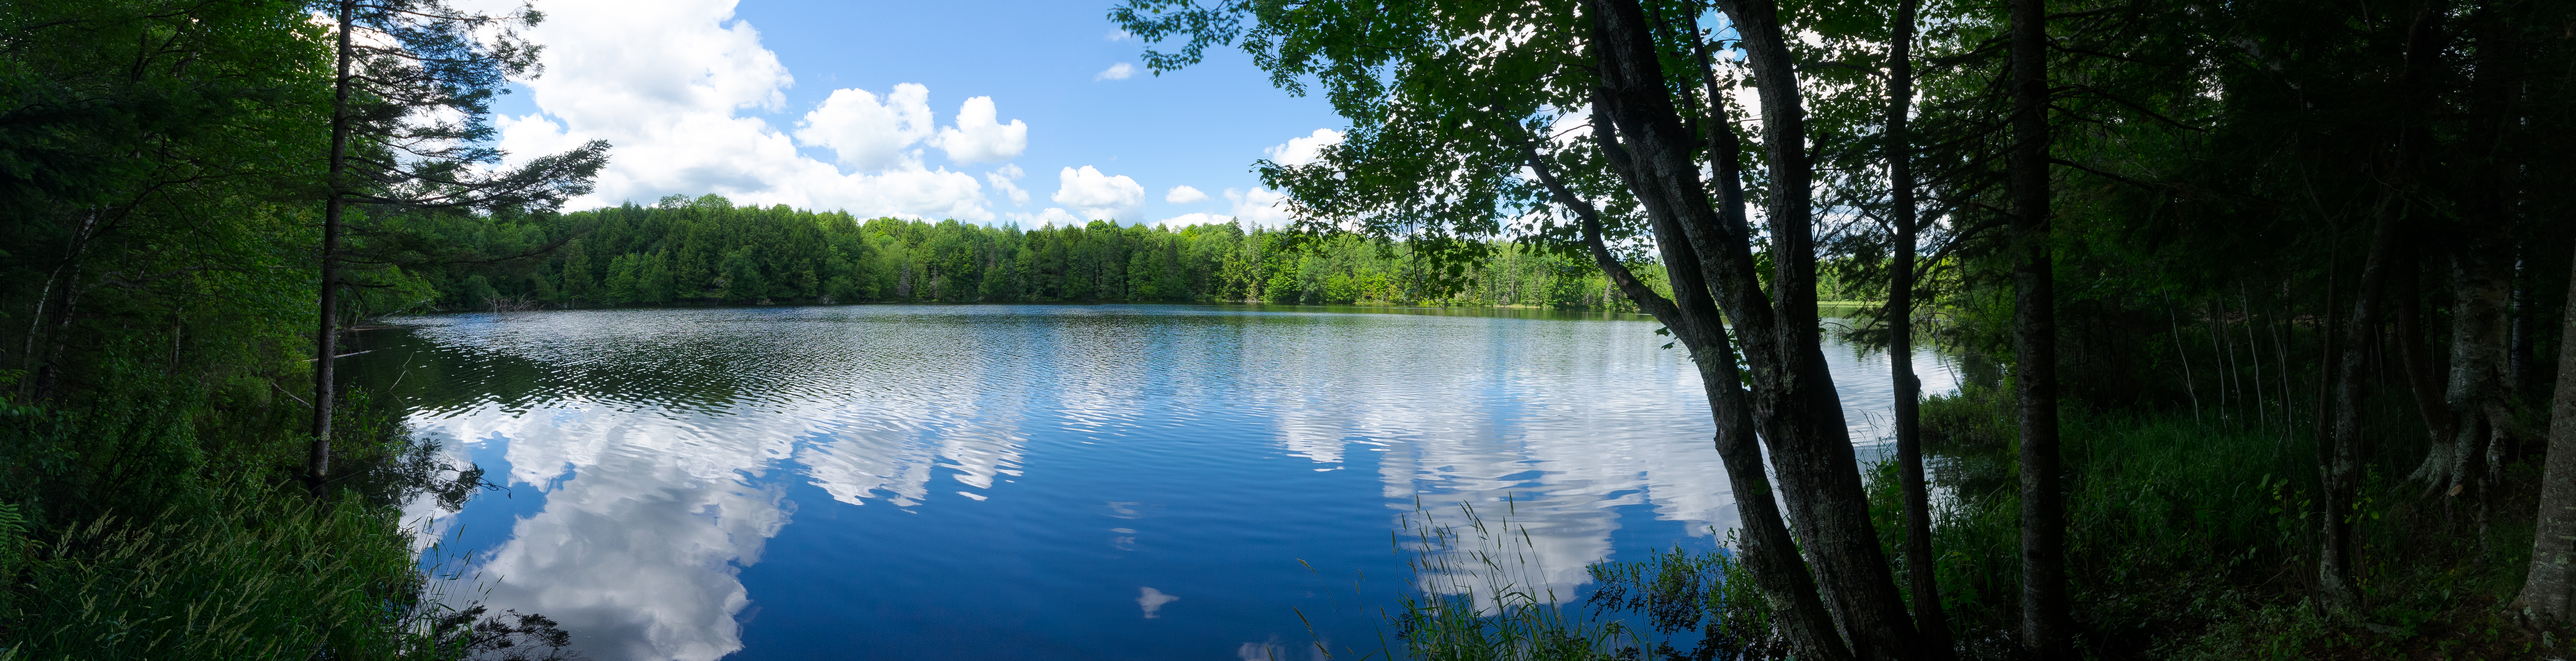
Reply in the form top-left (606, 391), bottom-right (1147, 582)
top-left (1886, 0), bottom-right (1955, 654)
top-left (1529, 148), bottom-right (1853, 661)
top-left (2438, 229), bottom-right (2510, 523)
top-left (309, 0), bottom-right (356, 500)
top-left (2321, 204), bottom-right (2405, 614)
top-left (2007, 0), bottom-right (2071, 651)
top-left (1588, 0), bottom-right (1920, 656)
top-left (2511, 240), bottom-right (2576, 624)
top-left (2320, 0), bottom-right (2444, 617)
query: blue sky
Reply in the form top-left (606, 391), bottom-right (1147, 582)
top-left (485, 0), bottom-right (1349, 227)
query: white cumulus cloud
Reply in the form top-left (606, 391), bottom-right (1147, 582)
top-left (795, 84), bottom-right (933, 172)
top-left (933, 96), bottom-right (1028, 164)
top-left (1095, 62), bottom-right (1137, 81)
top-left (487, 0), bottom-right (1021, 221)
top-left (1164, 185), bottom-right (1208, 204)
top-left (1223, 187), bottom-right (1296, 227)
top-left (1264, 128), bottom-right (1345, 167)
top-left (986, 163), bottom-right (1029, 206)
top-left (1051, 166), bottom-right (1144, 221)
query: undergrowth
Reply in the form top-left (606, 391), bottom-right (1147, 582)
top-left (1379, 379), bottom-right (2552, 660)
top-left (1908, 382), bottom-right (2547, 659)
top-left (0, 374), bottom-right (564, 660)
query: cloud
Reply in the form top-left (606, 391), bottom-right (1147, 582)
top-left (1164, 185), bottom-right (1208, 204)
top-left (1137, 587), bottom-right (1179, 619)
top-left (1104, 29), bottom-right (1131, 41)
top-left (489, 0), bottom-right (1017, 221)
top-left (986, 164), bottom-right (1029, 206)
top-left (1095, 62), bottom-right (1137, 81)
top-left (1223, 187), bottom-right (1296, 227)
top-left (1264, 128), bottom-right (1345, 167)
top-left (795, 84), bottom-right (933, 172)
top-left (1051, 166), bottom-right (1144, 221)
top-left (932, 96), bottom-right (1027, 164)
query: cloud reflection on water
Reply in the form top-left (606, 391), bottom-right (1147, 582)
top-left (414, 401), bottom-right (796, 661)
top-left (381, 305), bottom-right (1941, 659)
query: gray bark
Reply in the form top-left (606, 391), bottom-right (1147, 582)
top-left (2411, 237), bottom-right (2509, 512)
top-left (2511, 242), bottom-right (2576, 624)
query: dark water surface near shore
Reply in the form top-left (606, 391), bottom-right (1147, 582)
top-left (352, 304), bottom-right (1953, 660)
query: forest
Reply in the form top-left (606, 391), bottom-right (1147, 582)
top-left (400, 195), bottom-right (1687, 311)
top-left (2, 0), bottom-right (2572, 657)
top-left (1110, 0), bottom-right (2575, 658)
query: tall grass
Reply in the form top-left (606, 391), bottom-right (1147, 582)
top-left (1389, 500), bottom-right (1627, 661)
top-left (3, 482), bottom-right (436, 660)
top-left (0, 382), bottom-right (567, 660)
top-left (1381, 499), bottom-right (1786, 661)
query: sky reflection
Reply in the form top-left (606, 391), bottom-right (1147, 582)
top-left (361, 304), bottom-right (1946, 660)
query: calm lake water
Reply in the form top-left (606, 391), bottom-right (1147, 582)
top-left (350, 304), bottom-right (1955, 660)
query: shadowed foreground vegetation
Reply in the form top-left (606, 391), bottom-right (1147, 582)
top-left (0, 0), bottom-right (596, 655)
top-left (1388, 331), bottom-right (2552, 660)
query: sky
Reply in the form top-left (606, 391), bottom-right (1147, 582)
top-left (480, 0), bottom-right (1351, 227)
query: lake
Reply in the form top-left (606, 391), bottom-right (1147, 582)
top-left (349, 303), bottom-right (1955, 660)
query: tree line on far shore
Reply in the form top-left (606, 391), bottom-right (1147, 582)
top-left (398, 193), bottom-right (1720, 312)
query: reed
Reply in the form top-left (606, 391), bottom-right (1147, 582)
top-left (1380, 499), bottom-right (1789, 661)
top-left (1388, 500), bottom-right (1625, 661)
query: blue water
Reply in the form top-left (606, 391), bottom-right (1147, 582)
top-left (356, 304), bottom-right (1953, 660)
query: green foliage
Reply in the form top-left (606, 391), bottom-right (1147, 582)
top-left (1583, 540), bottom-right (1788, 660)
top-left (0, 0), bottom-right (557, 639)
top-left (402, 197), bottom-right (1671, 310)
top-left (1905, 386), bottom-right (2546, 658)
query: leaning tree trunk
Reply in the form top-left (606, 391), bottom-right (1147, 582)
top-left (309, 0), bottom-right (357, 500)
top-left (2512, 240), bottom-right (2576, 624)
top-left (1529, 147), bottom-right (1854, 661)
top-left (2007, 0), bottom-right (2070, 653)
top-left (1588, 0), bottom-right (1922, 657)
top-left (1886, 0), bottom-right (1955, 655)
